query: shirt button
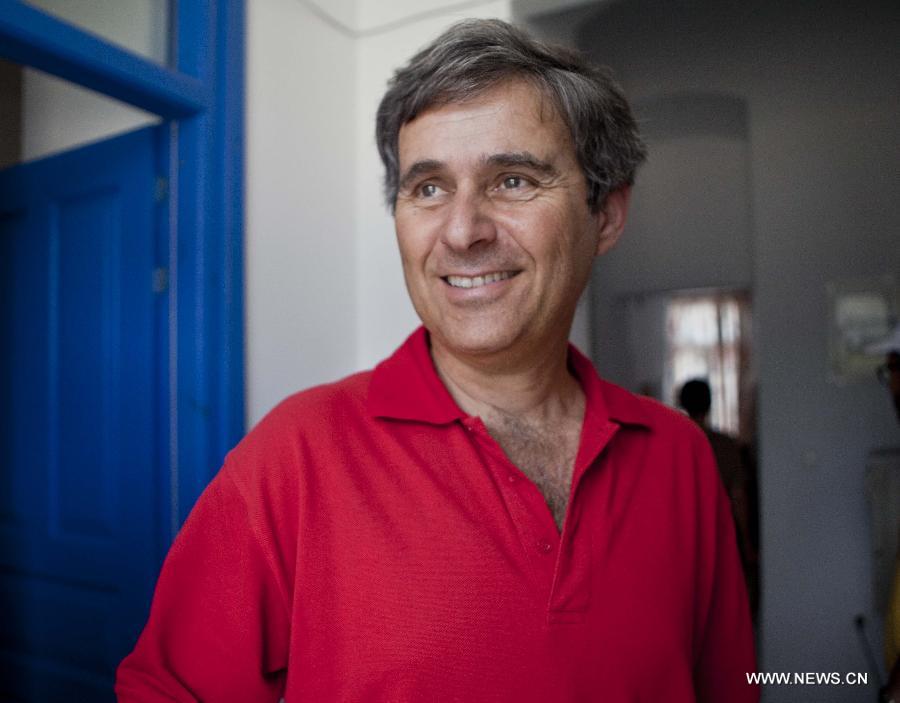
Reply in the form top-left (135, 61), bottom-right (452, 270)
top-left (537, 540), bottom-right (553, 554)
top-left (507, 473), bottom-right (518, 483)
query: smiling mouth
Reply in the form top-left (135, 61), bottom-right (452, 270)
top-left (442, 271), bottom-right (520, 289)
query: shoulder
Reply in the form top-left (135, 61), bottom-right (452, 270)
top-left (597, 378), bottom-right (719, 485)
top-left (222, 370), bottom-right (375, 485)
top-left (599, 377), bottom-right (704, 444)
top-left (255, 370), bottom-right (374, 436)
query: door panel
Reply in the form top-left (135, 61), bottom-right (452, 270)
top-left (0, 127), bottom-right (164, 702)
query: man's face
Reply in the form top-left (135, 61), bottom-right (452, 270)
top-left (394, 79), bottom-right (627, 363)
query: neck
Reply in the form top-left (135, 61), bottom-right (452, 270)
top-left (430, 333), bottom-right (583, 424)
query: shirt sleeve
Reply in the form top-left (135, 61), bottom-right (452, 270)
top-left (691, 434), bottom-right (760, 703)
top-left (115, 465), bottom-right (290, 702)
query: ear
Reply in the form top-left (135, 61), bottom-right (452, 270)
top-left (593, 186), bottom-right (631, 257)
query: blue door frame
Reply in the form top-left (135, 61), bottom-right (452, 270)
top-left (0, 1), bottom-right (246, 535)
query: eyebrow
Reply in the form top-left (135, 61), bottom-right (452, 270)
top-left (398, 159), bottom-right (444, 193)
top-left (483, 151), bottom-right (559, 177)
top-left (398, 152), bottom-right (559, 193)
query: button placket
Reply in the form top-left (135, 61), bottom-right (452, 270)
top-left (546, 476), bottom-right (598, 623)
top-left (462, 417), bottom-right (560, 595)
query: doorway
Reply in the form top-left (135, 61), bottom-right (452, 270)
top-left (0, 2), bottom-right (245, 699)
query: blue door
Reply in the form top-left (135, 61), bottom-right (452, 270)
top-left (0, 126), bottom-right (165, 701)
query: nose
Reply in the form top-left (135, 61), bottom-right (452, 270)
top-left (440, 188), bottom-right (497, 252)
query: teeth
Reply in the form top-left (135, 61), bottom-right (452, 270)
top-left (446, 271), bottom-right (515, 289)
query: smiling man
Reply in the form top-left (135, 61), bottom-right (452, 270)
top-left (117, 19), bottom-right (757, 702)
top-left (390, 77), bottom-right (630, 532)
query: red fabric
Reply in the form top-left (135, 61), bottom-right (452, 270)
top-left (116, 327), bottom-right (758, 702)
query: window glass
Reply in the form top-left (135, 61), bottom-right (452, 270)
top-left (24, 0), bottom-right (171, 66)
top-left (664, 293), bottom-right (751, 436)
top-left (0, 58), bottom-right (159, 167)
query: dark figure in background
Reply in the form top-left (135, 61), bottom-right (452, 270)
top-left (881, 350), bottom-right (900, 424)
top-left (679, 379), bottom-right (757, 612)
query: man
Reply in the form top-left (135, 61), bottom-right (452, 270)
top-left (678, 382), bottom-right (753, 550)
top-left (117, 19), bottom-right (757, 702)
top-left (679, 379), bottom-right (756, 614)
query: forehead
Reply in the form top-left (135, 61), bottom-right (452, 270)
top-left (397, 80), bottom-right (573, 167)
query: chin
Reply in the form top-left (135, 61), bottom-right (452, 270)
top-left (429, 320), bottom-right (522, 358)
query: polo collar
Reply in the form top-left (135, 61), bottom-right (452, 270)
top-left (568, 343), bottom-right (653, 430)
top-left (367, 326), bottom-right (652, 429)
top-left (367, 327), bottom-right (464, 424)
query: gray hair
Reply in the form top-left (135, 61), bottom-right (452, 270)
top-left (375, 18), bottom-right (647, 212)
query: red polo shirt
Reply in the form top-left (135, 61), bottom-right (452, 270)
top-left (117, 328), bottom-right (758, 702)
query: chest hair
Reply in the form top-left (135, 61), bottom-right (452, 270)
top-left (482, 412), bottom-right (582, 532)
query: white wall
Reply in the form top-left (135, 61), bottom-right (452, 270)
top-left (245, 0), bottom-right (358, 425)
top-left (358, 0), bottom-right (505, 32)
top-left (572, 2), bottom-right (899, 700)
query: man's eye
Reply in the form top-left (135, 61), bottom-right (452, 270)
top-left (494, 175), bottom-right (536, 199)
top-left (420, 183), bottom-right (440, 197)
